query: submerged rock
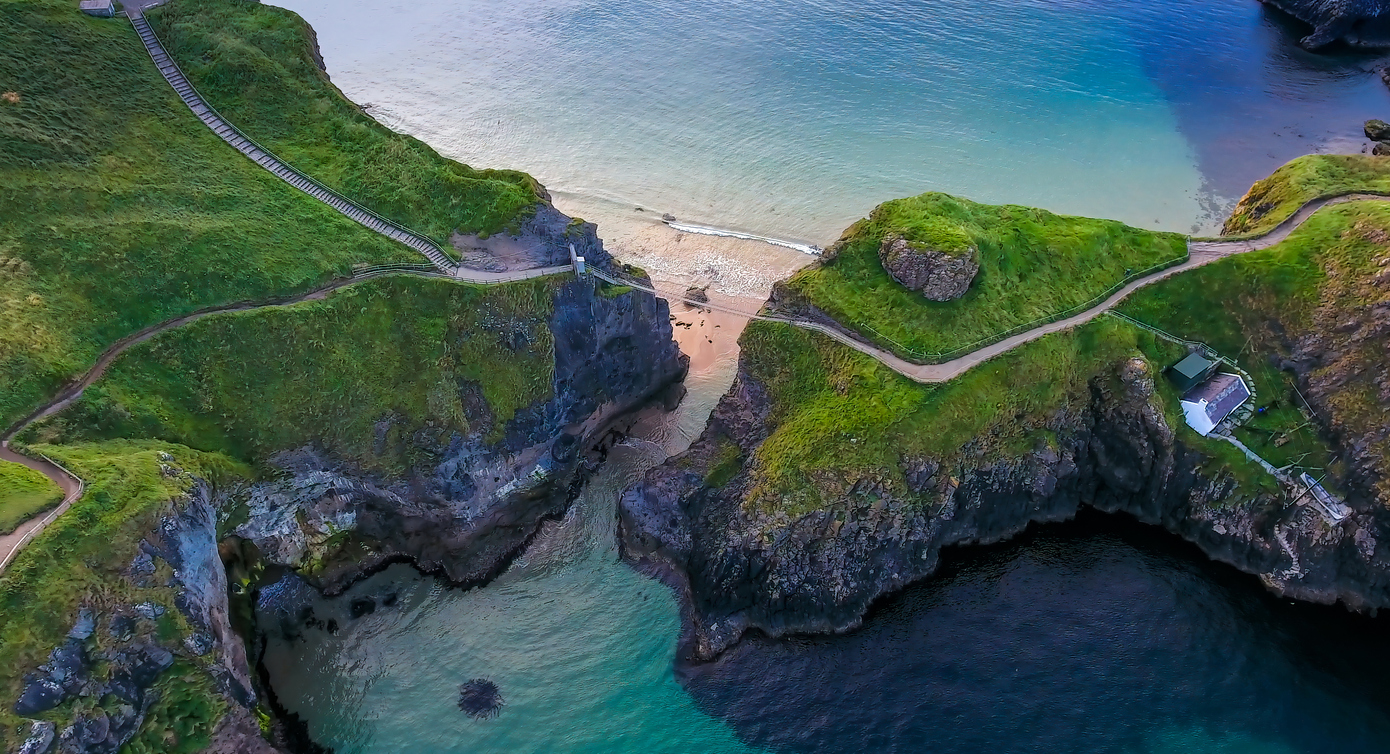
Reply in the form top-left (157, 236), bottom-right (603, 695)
top-left (349, 597), bottom-right (376, 618)
top-left (458, 678), bottom-right (504, 719)
top-left (878, 233), bottom-right (979, 301)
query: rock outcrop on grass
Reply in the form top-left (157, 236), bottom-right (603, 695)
top-left (878, 234), bottom-right (979, 301)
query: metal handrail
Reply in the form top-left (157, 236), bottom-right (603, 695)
top-left (130, 15), bottom-right (456, 272)
top-left (0, 452), bottom-right (85, 573)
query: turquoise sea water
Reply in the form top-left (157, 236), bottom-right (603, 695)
top-left (255, 2), bottom-right (1390, 751)
top-left (277, 0), bottom-right (1389, 243)
top-left (260, 349), bottom-right (762, 753)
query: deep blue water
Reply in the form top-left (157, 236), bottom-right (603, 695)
top-left (682, 510), bottom-right (1390, 754)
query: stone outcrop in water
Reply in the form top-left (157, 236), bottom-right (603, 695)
top-left (457, 678), bottom-right (505, 719)
top-left (1261, 0), bottom-right (1390, 48)
top-left (878, 233), bottom-right (979, 301)
top-left (621, 348), bottom-right (1390, 660)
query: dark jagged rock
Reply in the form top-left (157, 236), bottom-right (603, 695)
top-left (14, 677), bottom-right (66, 717)
top-left (621, 352), bottom-right (1390, 660)
top-left (348, 597), bottom-right (376, 618)
top-left (233, 252), bottom-right (687, 596)
top-left (1260, 0), bottom-right (1390, 49)
top-left (17, 721), bottom-right (54, 754)
top-left (458, 678), bottom-right (504, 719)
top-left (1366, 118), bottom-right (1390, 141)
top-left (878, 233), bottom-right (979, 301)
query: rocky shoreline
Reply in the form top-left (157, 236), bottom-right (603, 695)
top-left (619, 351), bottom-right (1390, 661)
top-left (1260, 0), bottom-right (1390, 49)
top-left (6, 191), bottom-right (689, 752)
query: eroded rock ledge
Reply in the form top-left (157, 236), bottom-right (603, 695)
top-left (1261, 0), bottom-right (1390, 49)
top-left (620, 356), bottom-right (1390, 661)
top-left (231, 265), bottom-right (688, 597)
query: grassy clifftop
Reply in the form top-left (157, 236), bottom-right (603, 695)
top-left (0, 1), bottom-right (580, 747)
top-left (24, 275), bottom-right (561, 474)
top-left (723, 188), bottom-right (1390, 519)
top-left (731, 316), bottom-right (1186, 517)
top-left (0, 0), bottom-right (420, 431)
top-left (0, 459), bottom-right (63, 535)
top-left (148, 0), bottom-right (542, 241)
top-left (1221, 154), bottom-right (1390, 236)
top-left (780, 192), bottom-right (1187, 359)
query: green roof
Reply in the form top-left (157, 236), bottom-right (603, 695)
top-left (1171, 353), bottom-right (1215, 380)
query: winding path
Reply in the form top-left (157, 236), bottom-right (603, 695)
top-left (2, 195), bottom-right (1380, 575)
top-left (3, 6), bottom-right (1384, 575)
top-left (602, 192), bottom-right (1389, 384)
top-left (0, 267), bottom-right (567, 574)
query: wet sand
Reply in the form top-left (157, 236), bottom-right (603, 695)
top-left (554, 191), bottom-right (816, 302)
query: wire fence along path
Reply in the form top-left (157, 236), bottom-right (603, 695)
top-left (128, 13), bottom-right (457, 274)
top-left (601, 191), bottom-right (1390, 384)
top-left (0, 263), bottom-right (575, 575)
top-left (0, 445), bottom-right (84, 573)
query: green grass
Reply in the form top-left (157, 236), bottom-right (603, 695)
top-left (0, 440), bottom-right (248, 747)
top-left (1221, 154), bottom-right (1390, 236)
top-left (24, 276), bottom-right (561, 473)
top-left (1123, 200), bottom-right (1390, 486)
top-left (781, 192), bottom-right (1188, 360)
top-left (0, 458), bottom-right (62, 534)
top-left (731, 316), bottom-right (1196, 516)
top-left (0, 0), bottom-right (420, 431)
top-left (703, 438), bottom-right (743, 489)
top-left (122, 660), bottom-right (228, 754)
top-left (147, 0), bottom-right (542, 242)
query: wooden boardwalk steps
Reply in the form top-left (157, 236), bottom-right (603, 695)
top-left (128, 14), bottom-right (458, 274)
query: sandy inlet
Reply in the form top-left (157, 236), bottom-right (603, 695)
top-left (554, 190), bottom-right (815, 438)
top-left (554, 190), bottom-right (816, 303)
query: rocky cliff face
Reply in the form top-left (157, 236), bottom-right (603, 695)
top-left (621, 355), bottom-right (1390, 661)
top-left (1261, 0), bottom-right (1390, 48)
top-left (230, 252), bottom-right (687, 596)
top-left (12, 477), bottom-right (279, 754)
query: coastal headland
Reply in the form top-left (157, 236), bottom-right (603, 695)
top-left (2, 0), bottom-right (1389, 751)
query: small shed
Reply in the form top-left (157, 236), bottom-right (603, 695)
top-left (1180, 373), bottom-right (1251, 436)
top-left (1168, 352), bottom-right (1218, 392)
top-left (79, 0), bottom-right (115, 16)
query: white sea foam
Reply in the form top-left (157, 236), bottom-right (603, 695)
top-left (665, 222), bottom-right (823, 256)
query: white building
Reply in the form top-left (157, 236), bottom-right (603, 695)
top-left (1180, 373), bottom-right (1251, 436)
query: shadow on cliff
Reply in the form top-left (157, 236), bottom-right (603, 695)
top-left (676, 508), bottom-right (1390, 754)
